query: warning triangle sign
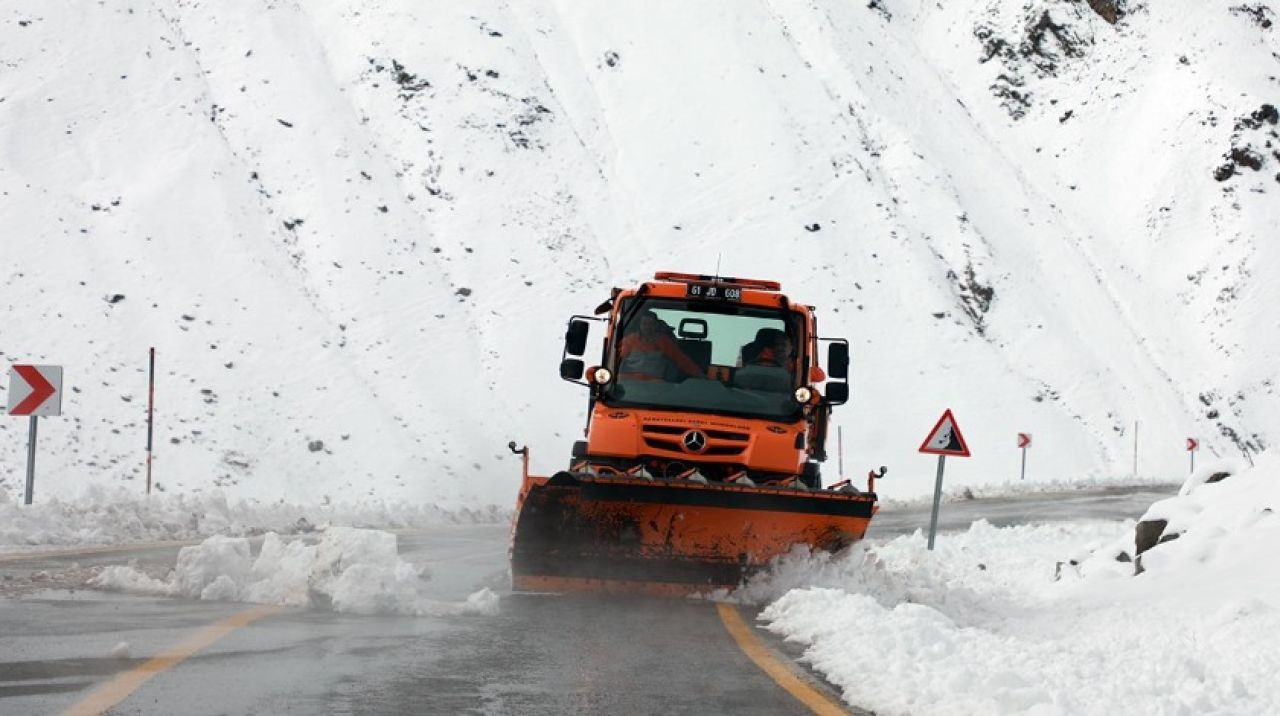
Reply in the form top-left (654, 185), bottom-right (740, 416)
top-left (918, 409), bottom-right (971, 457)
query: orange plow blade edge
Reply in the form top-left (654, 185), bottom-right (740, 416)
top-left (510, 472), bottom-right (877, 595)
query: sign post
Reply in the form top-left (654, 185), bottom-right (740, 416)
top-left (1187, 437), bottom-right (1198, 474)
top-left (8, 365), bottom-right (63, 505)
top-left (919, 409), bottom-right (972, 550)
top-left (25, 417), bottom-right (38, 506)
top-left (1017, 433), bottom-right (1031, 481)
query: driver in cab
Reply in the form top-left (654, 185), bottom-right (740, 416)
top-left (748, 329), bottom-right (791, 368)
top-left (740, 328), bottom-right (793, 369)
top-left (618, 311), bottom-right (702, 381)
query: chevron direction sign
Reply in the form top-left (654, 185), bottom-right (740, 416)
top-left (8, 365), bottom-right (62, 417)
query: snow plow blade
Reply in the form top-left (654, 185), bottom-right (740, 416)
top-left (510, 471), bottom-right (877, 596)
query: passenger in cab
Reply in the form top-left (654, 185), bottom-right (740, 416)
top-left (618, 311), bottom-right (703, 380)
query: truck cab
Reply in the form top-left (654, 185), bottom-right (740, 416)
top-left (560, 272), bottom-right (849, 488)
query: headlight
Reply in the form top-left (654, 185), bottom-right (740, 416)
top-left (794, 386), bottom-right (812, 403)
top-left (593, 367), bottom-right (613, 384)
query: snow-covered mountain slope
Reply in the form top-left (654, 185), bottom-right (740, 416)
top-left (0, 0), bottom-right (1275, 505)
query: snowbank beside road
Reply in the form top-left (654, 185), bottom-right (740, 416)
top-left (873, 475), bottom-right (1180, 511)
top-left (751, 454), bottom-right (1280, 715)
top-left (90, 527), bottom-right (500, 617)
top-left (0, 486), bottom-right (505, 553)
top-left (1080, 453), bottom-right (1280, 601)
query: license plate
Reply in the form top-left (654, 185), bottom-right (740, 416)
top-left (686, 283), bottom-right (741, 301)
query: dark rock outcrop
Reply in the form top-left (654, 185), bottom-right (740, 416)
top-left (1134, 518), bottom-right (1169, 556)
top-left (1086, 0), bottom-right (1123, 24)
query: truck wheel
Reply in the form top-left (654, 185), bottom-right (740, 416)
top-left (800, 463), bottom-right (821, 489)
top-left (568, 441), bottom-right (588, 469)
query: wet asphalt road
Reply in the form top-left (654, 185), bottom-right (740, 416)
top-left (0, 485), bottom-right (1175, 715)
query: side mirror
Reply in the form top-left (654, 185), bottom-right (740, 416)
top-left (560, 358), bottom-right (585, 381)
top-left (826, 342), bottom-right (849, 380)
top-left (565, 320), bottom-right (590, 356)
top-left (824, 382), bottom-right (849, 404)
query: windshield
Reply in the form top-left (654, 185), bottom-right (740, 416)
top-left (602, 297), bottom-right (803, 420)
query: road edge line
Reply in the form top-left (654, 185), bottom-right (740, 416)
top-left (60, 604), bottom-right (281, 716)
top-left (715, 602), bottom-right (849, 716)
top-left (0, 540), bottom-right (205, 564)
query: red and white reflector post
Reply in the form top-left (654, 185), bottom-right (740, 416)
top-left (1187, 437), bottom-right (1198, 475)
top-left (7, 365), bottom-right (63, 505)
top-left (1017, 433), bottom-right (1031, 481)
top-left (147, 348), bottom-right (156, 495)
top-left (919, 409), bottom-right (972, 550)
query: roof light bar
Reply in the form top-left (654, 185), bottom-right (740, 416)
top-left (652, 271), bottom-right (782, 292)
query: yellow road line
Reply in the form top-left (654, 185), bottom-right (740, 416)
top-left (61, 605), bottom-right (281, 716)
top-left (716, 602), bottom-right (849, 716)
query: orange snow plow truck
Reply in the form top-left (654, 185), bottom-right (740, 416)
top-left (509, 272), bottom-right (884, 595)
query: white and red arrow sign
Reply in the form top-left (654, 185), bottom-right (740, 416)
top-left (7, 365), bottom-right (62, 417)
top-left (919, 409), bottom-right (971, 457)
top-left (1187, 437), bottom-right (1198, 452)
top-left (1017, 433), bottom-right (1032, 449)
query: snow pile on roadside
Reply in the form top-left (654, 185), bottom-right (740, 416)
top-left (749, 514), bottom-right (1280, 714)
top-left (729, 519), bottom-right (1119, 610)
top-left (90, 527), bottom-right (500, 617)
top-left (1079, 453), bottom-right (1280, 595)
top-left (874, 475), bottom-right (1180, 511)
top-left (0, 486), bottom-right (505, 553)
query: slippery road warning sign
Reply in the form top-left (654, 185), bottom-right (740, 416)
top-left (920, 409), bottom-right (970, 551)
top-left (8, 365), bottom-right (62, 417)
top-left (918, 409), bottom-right (971, 457)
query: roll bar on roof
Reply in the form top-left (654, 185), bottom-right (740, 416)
top-left (652, 271), bottom-right (782, 292)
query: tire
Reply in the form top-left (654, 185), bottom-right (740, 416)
top-left (800, 462), bottom-right (822, 489)
top-left (568, 441), bottom-right (588, 469)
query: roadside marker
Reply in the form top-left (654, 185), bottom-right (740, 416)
top-left (146, 348), bottom-right (156, 495)
top-left (1017, 433), bottom-right (1031, 481)
top-left (919, 409), bottom-right (971, 550)
top-left (8, 364), bottom-right (61, 417)
top-left (8, 364), bottom-right (63, 505)
top-left (1187, 437), bottom-right (1198, 474)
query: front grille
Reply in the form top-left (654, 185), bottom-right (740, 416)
top-left (640, 422), bottom-right (750, 457)
top-left (705, 429), bottom-right (749, 442)
top-left (642, 425), bottom-right (685, 436)
top-left (641, 424), bottom-right (750, 441)
top-left (644, 438), bottom-right (684, 452)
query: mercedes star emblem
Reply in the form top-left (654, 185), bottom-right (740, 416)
top-left (682, 430), bottom-right (707, 453)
